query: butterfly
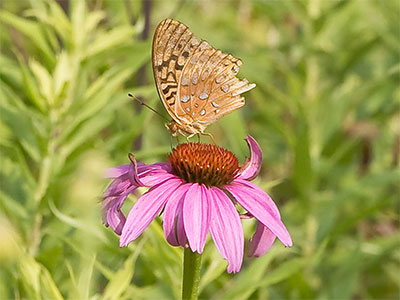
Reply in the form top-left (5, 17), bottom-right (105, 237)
top-left (152, 18), bottom-right (255, 139)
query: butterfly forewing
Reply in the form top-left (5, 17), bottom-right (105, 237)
top-left (152, 18), bottom-right (255, 135)
top-left (153, 19), bottom-right (196, 123)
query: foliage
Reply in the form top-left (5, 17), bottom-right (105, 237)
top-left (0, 0), bottom-right (399, 299)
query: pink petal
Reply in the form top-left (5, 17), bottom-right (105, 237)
top-left (141, 162), bottom-right (172, 172)
top-left (104, 162), bottom-right (171, 180)
top-left (140, 171), bottom-right (177, 187)
top-left (102, 197), bottom-right (113, 226)
top-left (104, 164), bottom-right (131, 178)
top-left (225, 182), bottom-right (292, 247)
top-left (163, 184), bottom-right (190, 247)
top-left (183, 184), bottom-right (210, 253)
top-left (176, 204), bottom-right (188, 247)
top-left (106, 197), bottom-right (127, 235)
top-left (233, 179), bottom-right (280, 218)
top-left (236, 135), bottom-right (262, 181)
top-left (102, 184), bottom-right (136, 234)
top-left (120, 178), bottom-right (182, 247)
top-left (249, 221), bottom-right (276, 257)
top-left (132, 160), bottom-right (173, 187)
top-left (128, 154), bottom-right (145, 186)
top-left (209, 187), bottom-right (244, 273)
top-left (103, 176), bottom-right (132, 198)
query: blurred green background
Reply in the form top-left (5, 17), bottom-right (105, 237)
top-left (1, 0), bottom-right (399, 299)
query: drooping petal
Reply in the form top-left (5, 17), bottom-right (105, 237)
top-left (183, 183), bottom-right (210, 253)
top-left (163, 184), bottom-right (190, 247)
top-left (102, 176), bottom-right (132, 198)
top-left (106, 196), bottom-right (127, 235)
top-left (102, 183), bottom-right (136, 235)
top-left (236, 135), bottom-right (262, 181)
top-left (128, 154), bottom-right (145, 186)
top-left (233, 179), bottom-right (280, 218)
top-left (120, 178), bottom-right (182, 247)
top-left (104, 164), bottom-right (132, 178)
top-left (105, 162), bottom-right (172, 181)
top-left (225, 182), bottom-right (292, 247)
top-left (209, 187), bottom-right (244, 273)
top-left (249, 221), bottom-right (276, 257)
top-left (103, 161), bottom-right (177, 236)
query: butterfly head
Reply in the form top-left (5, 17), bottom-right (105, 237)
top-left (165, 120), bottom-right (180, 137)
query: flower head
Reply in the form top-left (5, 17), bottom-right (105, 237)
top-left (102, 136), bottom-right (292, 273)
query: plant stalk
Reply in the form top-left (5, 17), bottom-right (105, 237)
top-left (182, 248), bottom-right (202, 300)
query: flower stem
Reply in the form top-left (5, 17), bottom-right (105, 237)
top-left (182, 248), bottom-right (202, 300)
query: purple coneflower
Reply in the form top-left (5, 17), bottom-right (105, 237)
top-left (102, 136), bottom-right (292, 273)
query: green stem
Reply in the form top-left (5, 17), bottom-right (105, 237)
top-left (182, 248), bottom-right (202, 300)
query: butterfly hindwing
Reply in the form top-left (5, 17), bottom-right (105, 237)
top-left (179, 51), bottom-right (255, 125)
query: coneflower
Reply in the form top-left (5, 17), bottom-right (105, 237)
top-left (102, 136), bottom-right (292, 273)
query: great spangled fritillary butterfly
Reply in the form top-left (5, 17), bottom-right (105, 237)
top-left (152, 18), bottom-right (256, 138)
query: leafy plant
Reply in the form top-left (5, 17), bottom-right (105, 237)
top-left (0, 0), bottom-right (398, 299)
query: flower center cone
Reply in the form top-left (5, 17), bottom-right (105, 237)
top-left (169, 143), bottom-right (239, 187)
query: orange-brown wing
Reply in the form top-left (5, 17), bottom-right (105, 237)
top-left (152, 19), bottom-right (206, 126)
top-left (176, 49), bottom-right (255, 126)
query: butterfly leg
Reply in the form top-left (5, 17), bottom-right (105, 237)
top-left (197, 133), bottom-right (201, 143)
top-left (201, 132), bottom-right (218, 145)
top-left (185, 133), bottom-right (196, 143)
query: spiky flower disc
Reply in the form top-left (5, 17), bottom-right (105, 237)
top-left (168, 143), bottom-right (239, 187)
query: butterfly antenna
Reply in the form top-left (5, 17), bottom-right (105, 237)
top-left (128, 93), bottom-right (169, 121)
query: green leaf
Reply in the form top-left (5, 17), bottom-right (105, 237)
top-left (48, 199), bottom-right (107, 243)
top-left (217, 247), bottom-right (283, 299)
top-left (29, 59), bottom-right (54, 105)
top-left (58, 111), bottom-right (112, 162)
top-left (259, 257), bottom-right (309, 287)
top-left (77, 254), bottom-right (96, 300)
top-left (327, 248), bottom-right (362, 300)
top-left (0, 10), bottom-right (55, 66)
top-left (27, 0), bottom-right (72, 47)
top-left (14, 52), bottom-right (47, 112)
top-left (103, 254), bottom-right (135, 300)
top-left (19, 255), bottom-right (41, 299)
top-left (0, 103), bottom-right (41, 162)
top-left (84, 26), bottom-right (135, 59)
top-left (53, 51), bottom-right (71, 99)
top-left (293, 123), bottom-right (313, 196)
top-left (40, 266), bottom-right (64, 300)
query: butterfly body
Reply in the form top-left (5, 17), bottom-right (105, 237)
top-left (165, 119), bottom-right (206, 137)
top-left (152, 18), bottom-right (255, 137)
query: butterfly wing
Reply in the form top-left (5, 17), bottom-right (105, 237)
top-left (176, 49), bottom-right (256, 126)
top-left (152, 19), bottom-right (255, 132)
top-left (152, 19), bottom-right (207, 126)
